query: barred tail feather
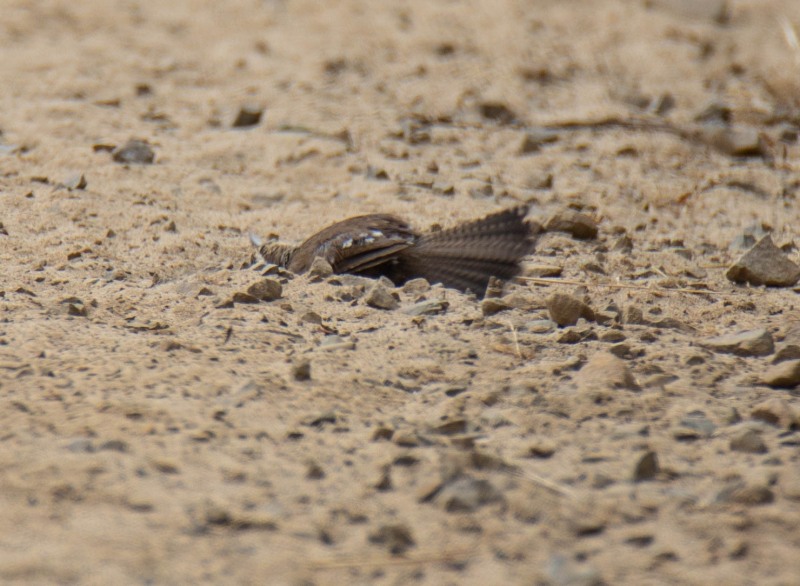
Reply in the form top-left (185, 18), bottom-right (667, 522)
top-left (396, 206), bottom-right (535, 294)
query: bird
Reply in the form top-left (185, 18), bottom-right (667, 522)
top-left (255, 206), bottom-right (536, 296)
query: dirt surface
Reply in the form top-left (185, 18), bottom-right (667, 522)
top-left (2, 1), bottom-right (800, 584)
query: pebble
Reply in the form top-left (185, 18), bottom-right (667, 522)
top-left (673, 410), bottom-right (716, 440)
top-left (63, 174), bottom-right (87, 190)
top-left (402, 278), bottom-right (431, 295)
top-left (438, 476), bottom-right (504, 512)
top-left (729, 429), bottom-right (768, 454)
top-left (557, 327), bottom-right (597, 344)
top-left (600, 330), bottom-right (626, 343)
top-left (308, 257), bottom-right (333, 279)
top-left (726, 235), bottom-right (800, 287)
top-left (715, 481), bottom-right (774, 506)
top-left (773, 344), bottom-right (800, 364)
top-left (231, 292), bottom-right (259, 304)
top-left (305, 460), bottom-right (325, 480)
top-left (66, 439), bottom-right (95, 453)
top-left (609, 343), bottom-right (641, 359)
top-left (502, 292), bottom-right (542, 311)
top-left (701, 328), bottom-right (774, 357)
top-left (246, 278), bottom-right (282, 301)
top-left (478, 101), bottom-right (517, 124)
top-left (622, 305), bottom-right (646, 325)
top-left (547, 293), bottom-right (594, 326)
top-left (319, 335), bottom-right (355, 351)
top-left (526, 438), bottom-right (557, 458)
top-left (365, 282), bottom-right (399, 310)
top-left (292, 360), bottom-right (311, 381)
top-left (300, 311), bottom-right (322, 325)
top-left (112, 139), bottom-right (155, 164)
top-left (633, 450), bottom-right (659, 482)
top-left (368, 524), bottom-right (415, 555)
top-left (751, 398), bottom-right (797, 429)
top-left (526, 319), bottom-right (557, 334)
top-left (518, 129), bottom-right (559, 154)
top-left (545, 554), bottom-right (603, 586)
top-left (231, 105), bottom-right (263, 128)
top-left (545, 210), bottom-right (598, 239)
top-left (577, 352), bottom-right (639, 391)
top-left (762, 359), bottom-right (800, 389)
top-left (700, 125), bottom-right (763, 157)
top-left (99, 439), bottom-right (129, 452)
top-left (612, 234), bottom-right (633, 253)
top-left (402, 299), bottom-right (448, 316)
top-left (481, 297), bottom-right (512, 316)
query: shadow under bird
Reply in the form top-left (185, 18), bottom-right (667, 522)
top-left (255, 206), bottom-right (536, 297)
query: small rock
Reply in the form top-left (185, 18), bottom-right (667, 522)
top-left (545, 554), bottom-right (603, 586)
top-left (292, 360), bottom-right (311, 381)
top-left (374, 466), bottom-right (392, 491)
top-left (305, 460), bottom-right (325, 479)
top-left (701, 328), bottom-right (774, 357)
top-left (700, 125), bottom-right (763, 157)
top-left (368, 524), bottom-right (415, 555)
top-left (526, 264), bottom-right (563, 277)
top-left (547, 293), bottom-right (594, 326)
top-left (773, 344), bottom-right (800, 364)
top-left (526, 319), bottom-right (556, 334)
top-left (478, 101), bottom-right (516, 124)
top-left (300, 311), bottom-right (322, 325)
top-left (612, 234), bottom-right (633, 253)
top-left (402, 299), bottom-right (448, 316)
top-left (365, 282), bottom-right (399, 310)
top-left (231, 292), bottom-right (259, 304)
top-left (716, 482), bottom-right (774, 506)
top-left (577, 352), bottom-right (639, 391)
top-left (99, 439), bottom-right (129, 452)
top-left (600, 330), bottom-right (626, 343)
top-left (609, 343), bottom-right (636, 359)
top-left (151, 459), bottom-right (180, 474)
top-left (402, 278), bottom-right (430, 295)
top-left (762, 359), bottom-right (800, 389)
top-left (393, 430), bottom-right (422, 447)
top-left (246, 278), bottom-right (282, 301)
top-left (66, 439), bottom-right (95, 453)
top-left (481, 297), bottom-right (512, 316)
top-left (673, 410), bottom-right (717, 440)
top-left (308, 257), bottom-right (333, 279)
top-left (66, 302), bottom-right (87, 317)
top-left (726, 235), bottom-right (800, 287)
top-left (232, 105), bottom-right (264, 128)
top-left (438, 477), bottom-right (504, 512)
top-left (557, 327), bottom-right (597, 344)
top-left (319, 335), bottom-right (355, 350)
top-left (729, 429), bottom-right (768, 454)
top-left (518, 129), bottom-right (559, 154)
top-left (633, 451), bottom-right (659, 482)
top-left (527, 438), bottom-right (557, 458)
top-left (623, 305), bottom-right (645, 325)
top-left (545, 210), bottom-right (598, 239)
top-left (751, 398), bottom-right (797, 429)
top-left (64, 174), bottom-right (87, 190)
top-left (112, 139), bottom-right (155, 164)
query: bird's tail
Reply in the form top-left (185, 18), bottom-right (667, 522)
top-left (395, 206), bottom-right (536, 295)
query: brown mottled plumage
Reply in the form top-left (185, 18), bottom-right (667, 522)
top-left (257, 207), bottom-right (535, 296)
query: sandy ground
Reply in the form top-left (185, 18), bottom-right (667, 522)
top-left (2, 0), bottom-right (800, 584)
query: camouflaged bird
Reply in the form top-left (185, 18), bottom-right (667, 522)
top-left (255, 206), bottom-right (536, 296)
